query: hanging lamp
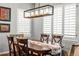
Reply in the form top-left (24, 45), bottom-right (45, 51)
top-left (24, 4), bottom-right (54, 18)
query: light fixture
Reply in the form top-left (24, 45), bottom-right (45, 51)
top-left (24, 4), bottom-right (54, 18)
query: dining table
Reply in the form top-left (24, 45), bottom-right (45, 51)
top-left (14, 37), bottom-right (61, 56)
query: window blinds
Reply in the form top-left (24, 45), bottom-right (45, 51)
top-left (43, 4), bottom-right (76, 38)
top-left (43, 16), bottom-right (52, 34)
top-left (53, 5), bottom-right (63, 35)
top-left (64, 4), bottom-right (76, 37)
top-left (17, 9), bottom-right (31, 36)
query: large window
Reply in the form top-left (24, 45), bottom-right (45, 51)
top-left (17, 9), bottom-right (31, 37)
top-left (64, 4), bottom-right (76, 37)
top-left (43, 4), bottom-right (76, 38)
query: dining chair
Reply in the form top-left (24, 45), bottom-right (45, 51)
top-left (40, 34), bottom-right (50, 43)
top-left (16, 38), bottom-right (28, 56)
top-left (7, 36), bottom-right (16, 56)
top-left (51, 34), bottom-right (63, 46)
top-left (69, 44), bottom-right (79, 56)
top-left (51, 34), bottom-right (63, 56)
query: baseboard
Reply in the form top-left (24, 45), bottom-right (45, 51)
top-left (0, 51), bottom-right (9, 56)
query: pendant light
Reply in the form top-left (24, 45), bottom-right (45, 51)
top-left (24, 3), bottom-right (54, 18)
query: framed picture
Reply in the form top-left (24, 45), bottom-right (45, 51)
top-left (0, 6), bottom-right (11, 21)
top-left (0, 24), bottom-right (10, 32)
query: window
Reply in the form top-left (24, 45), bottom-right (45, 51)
top-left (43, 4), bottom-right (76, 38)
top-left (64, 4), bottom-right (76, 37)
top-left (43, 16), bottom-right (52, 34)
top-left (53, 5), bottom-right (63, 35)
top-left (17, 9), bottom-right (31, 37)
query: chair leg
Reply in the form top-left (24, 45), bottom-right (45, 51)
top-left (9, 51), bottom-right (11, 56)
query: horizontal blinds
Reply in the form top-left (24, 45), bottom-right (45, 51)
top-left (43, 16), bottom-right (52, 34)
top-left (64, 4), bottom-right (76, 37)
top-left (43, 4), bottom-right (76, 38)
top-left (53, 5), bottom-right (63, 35)
top-left (17, 9), bottom-right (31, 36)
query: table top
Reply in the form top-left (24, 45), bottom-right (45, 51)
top-left (16, 39), bottom-right (51, 51)
top-left (14, 38), bottom-right (61, 53)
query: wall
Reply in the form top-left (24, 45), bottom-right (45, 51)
top-left (0, 3), bottom-right (32, 52)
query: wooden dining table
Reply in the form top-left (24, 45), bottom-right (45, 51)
top-left (14, 37), bottom-right (61, 56)
top-left (14, 38), bottom-right (51, 56)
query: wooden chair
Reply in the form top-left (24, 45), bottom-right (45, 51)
top-left (61, 44), bottom-right (79, 56)
top-left (7, 36), bottom-right (16, 56)
top-left (40, 34), bottom-right (50, 43)
top-left (69, 44), bottom-right (79, 56)
top-left (51, 34), bottom-right (63, 46)
top-left (16, 38), bottom-right (28, 56)
top-left (51, 34), bottom-right (63, 56)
